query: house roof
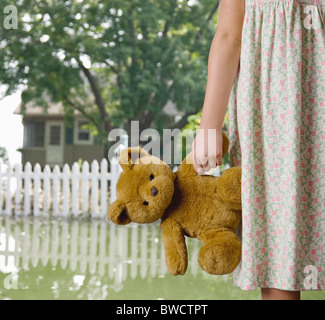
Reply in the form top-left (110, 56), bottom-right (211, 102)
top-left (15, 99), bottom-right (183, 116)
top-left (14, 101), bottom-right (79, 116)
top-left (162, 100), bottom-right (184, 116)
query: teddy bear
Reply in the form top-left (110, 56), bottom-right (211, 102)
top-left (108, 132), bottom-right (242, 276)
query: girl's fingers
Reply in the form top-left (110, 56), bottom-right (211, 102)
top-left (215, 158), bottom-right (222, 167)
top-left (196, 167), bottom-right (204, 174)
top-left (208, 157), bottom-right (217, 170)
top-left (192, 146), bottom-right (205, 174)
top-left (199, 157), bottom-right (211, 173)
top-left (196, 155), bottom-right (208, 174)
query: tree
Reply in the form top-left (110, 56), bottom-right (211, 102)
top-left (0, 147), bottom-right (9, 163)
top-left (0, 0), bottom-right (220, 146)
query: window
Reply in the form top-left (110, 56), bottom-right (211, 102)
top-left (75, 120), bottom-right (92, 144)
top-left (24, 122), bottom-right (45, 148)
top-left (50, 126), bottom-right (61, 145)
top-left (78, 121), bottom-right (90, 141)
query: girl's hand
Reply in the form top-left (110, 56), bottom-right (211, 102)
top-left (192, 128), bottom-right (223, 175)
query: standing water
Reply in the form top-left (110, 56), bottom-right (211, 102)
top-left (0, 217), bottom-right (323, 300)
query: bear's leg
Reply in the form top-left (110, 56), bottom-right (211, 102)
top-left (197, 228), bottom-right (241, 275)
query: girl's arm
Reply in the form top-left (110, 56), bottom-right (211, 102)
top-left (192, 0), bottom-right (245, 174)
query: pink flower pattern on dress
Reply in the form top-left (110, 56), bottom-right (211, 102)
top-left (228, 0), bottom-right (325, 291)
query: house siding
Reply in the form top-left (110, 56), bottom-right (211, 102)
top-left (22, 149), bottom-right (46, 167)
top-left (64, 145), bottom-right (105, 165)
top-left (22, 145), bottom-right (105, 168)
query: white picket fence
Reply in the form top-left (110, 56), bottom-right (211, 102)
top-left (0, 156), bottom-right (229, 219)
top-left (0, 157), bottom-right (121, 218)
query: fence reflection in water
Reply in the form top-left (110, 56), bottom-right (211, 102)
top-left (0, 217), bottom-right (230, 290)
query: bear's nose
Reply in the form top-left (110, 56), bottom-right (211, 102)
top-left (151, 186), bottom-right (158, 197)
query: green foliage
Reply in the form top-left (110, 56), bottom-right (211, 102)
top-left (0, 0), bottom-right (220, 144)
top-left (183, 111), bottom-right (202, 131)
top-left (0, 146), bottom-right (8, 163)
top-left (77, 158), bottom-right (83, 170)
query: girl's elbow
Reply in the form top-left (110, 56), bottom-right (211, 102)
top-left (215, 31), bottom-right (242, 48)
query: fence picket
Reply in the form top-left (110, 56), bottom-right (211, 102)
top-left (33, 164), bottom-right (41, 217)
top-left (0, 159), bottom-right (3, 214)
top-left (14, 163), bottom-right (22, 215)
top-left (23, 162), bottom-right (32, 216)
top-left (5, 162), bottom-right (11, 216)
top-left (81, 161), bottom-right (89, 214)
top-left (52, 165), bottom-right (60, 216)
top-left (100, 159), bottom-right (108, 217)
top-left (71, 163), bottom-right (80, 217)
top-left (43, 165), bottom-right (51, 215)
top-left (91, 160), bottom-right (99, 218)
top-left (62, 164), bottom-right (70, 217)
top-left (110, 156), bottom-right (120, 203)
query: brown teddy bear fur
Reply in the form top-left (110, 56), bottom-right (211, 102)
top-left (108, 132), bottom-right (242, 276)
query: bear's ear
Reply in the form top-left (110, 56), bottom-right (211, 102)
top-left (107, 200), bottom-right (131, 225)
top-left (118, 147), bottom-right (150, 171)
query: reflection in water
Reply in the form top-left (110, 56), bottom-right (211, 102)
top-left (0, 217), bottom-right (261, 300)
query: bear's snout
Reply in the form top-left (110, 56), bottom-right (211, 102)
top-left (151, 186), bottom-right (158, 197)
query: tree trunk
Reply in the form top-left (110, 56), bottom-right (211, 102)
top-left (80, 64), bottom-right (112, 133)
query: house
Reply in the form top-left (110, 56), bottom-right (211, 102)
top-left (15, 99), bottom-right (185, 168)
top-left (14, 102), bottom-right (105, 167)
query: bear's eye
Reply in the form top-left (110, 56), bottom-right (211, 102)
top-left (143, 201), bottom-right (149, 206)
top-left (149, 174), bottom-right (154, 180)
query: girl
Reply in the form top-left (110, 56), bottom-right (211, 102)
top-left (192, 0), bottom-right (325, 300)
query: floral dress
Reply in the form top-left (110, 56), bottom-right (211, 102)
top-left (228, 0), bottom-right (325, 290)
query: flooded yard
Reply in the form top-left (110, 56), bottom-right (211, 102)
top-left (0, 216), bottom-right (324, 300)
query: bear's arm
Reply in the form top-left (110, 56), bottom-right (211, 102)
top-left (216, 166), bottom-right (242, 210)
top-left (176, 152), bottom-right (198, 178)
top-left (177, 131), bottom-right (230, 178)
top-left (160, 218), bottom-right (188, 276)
